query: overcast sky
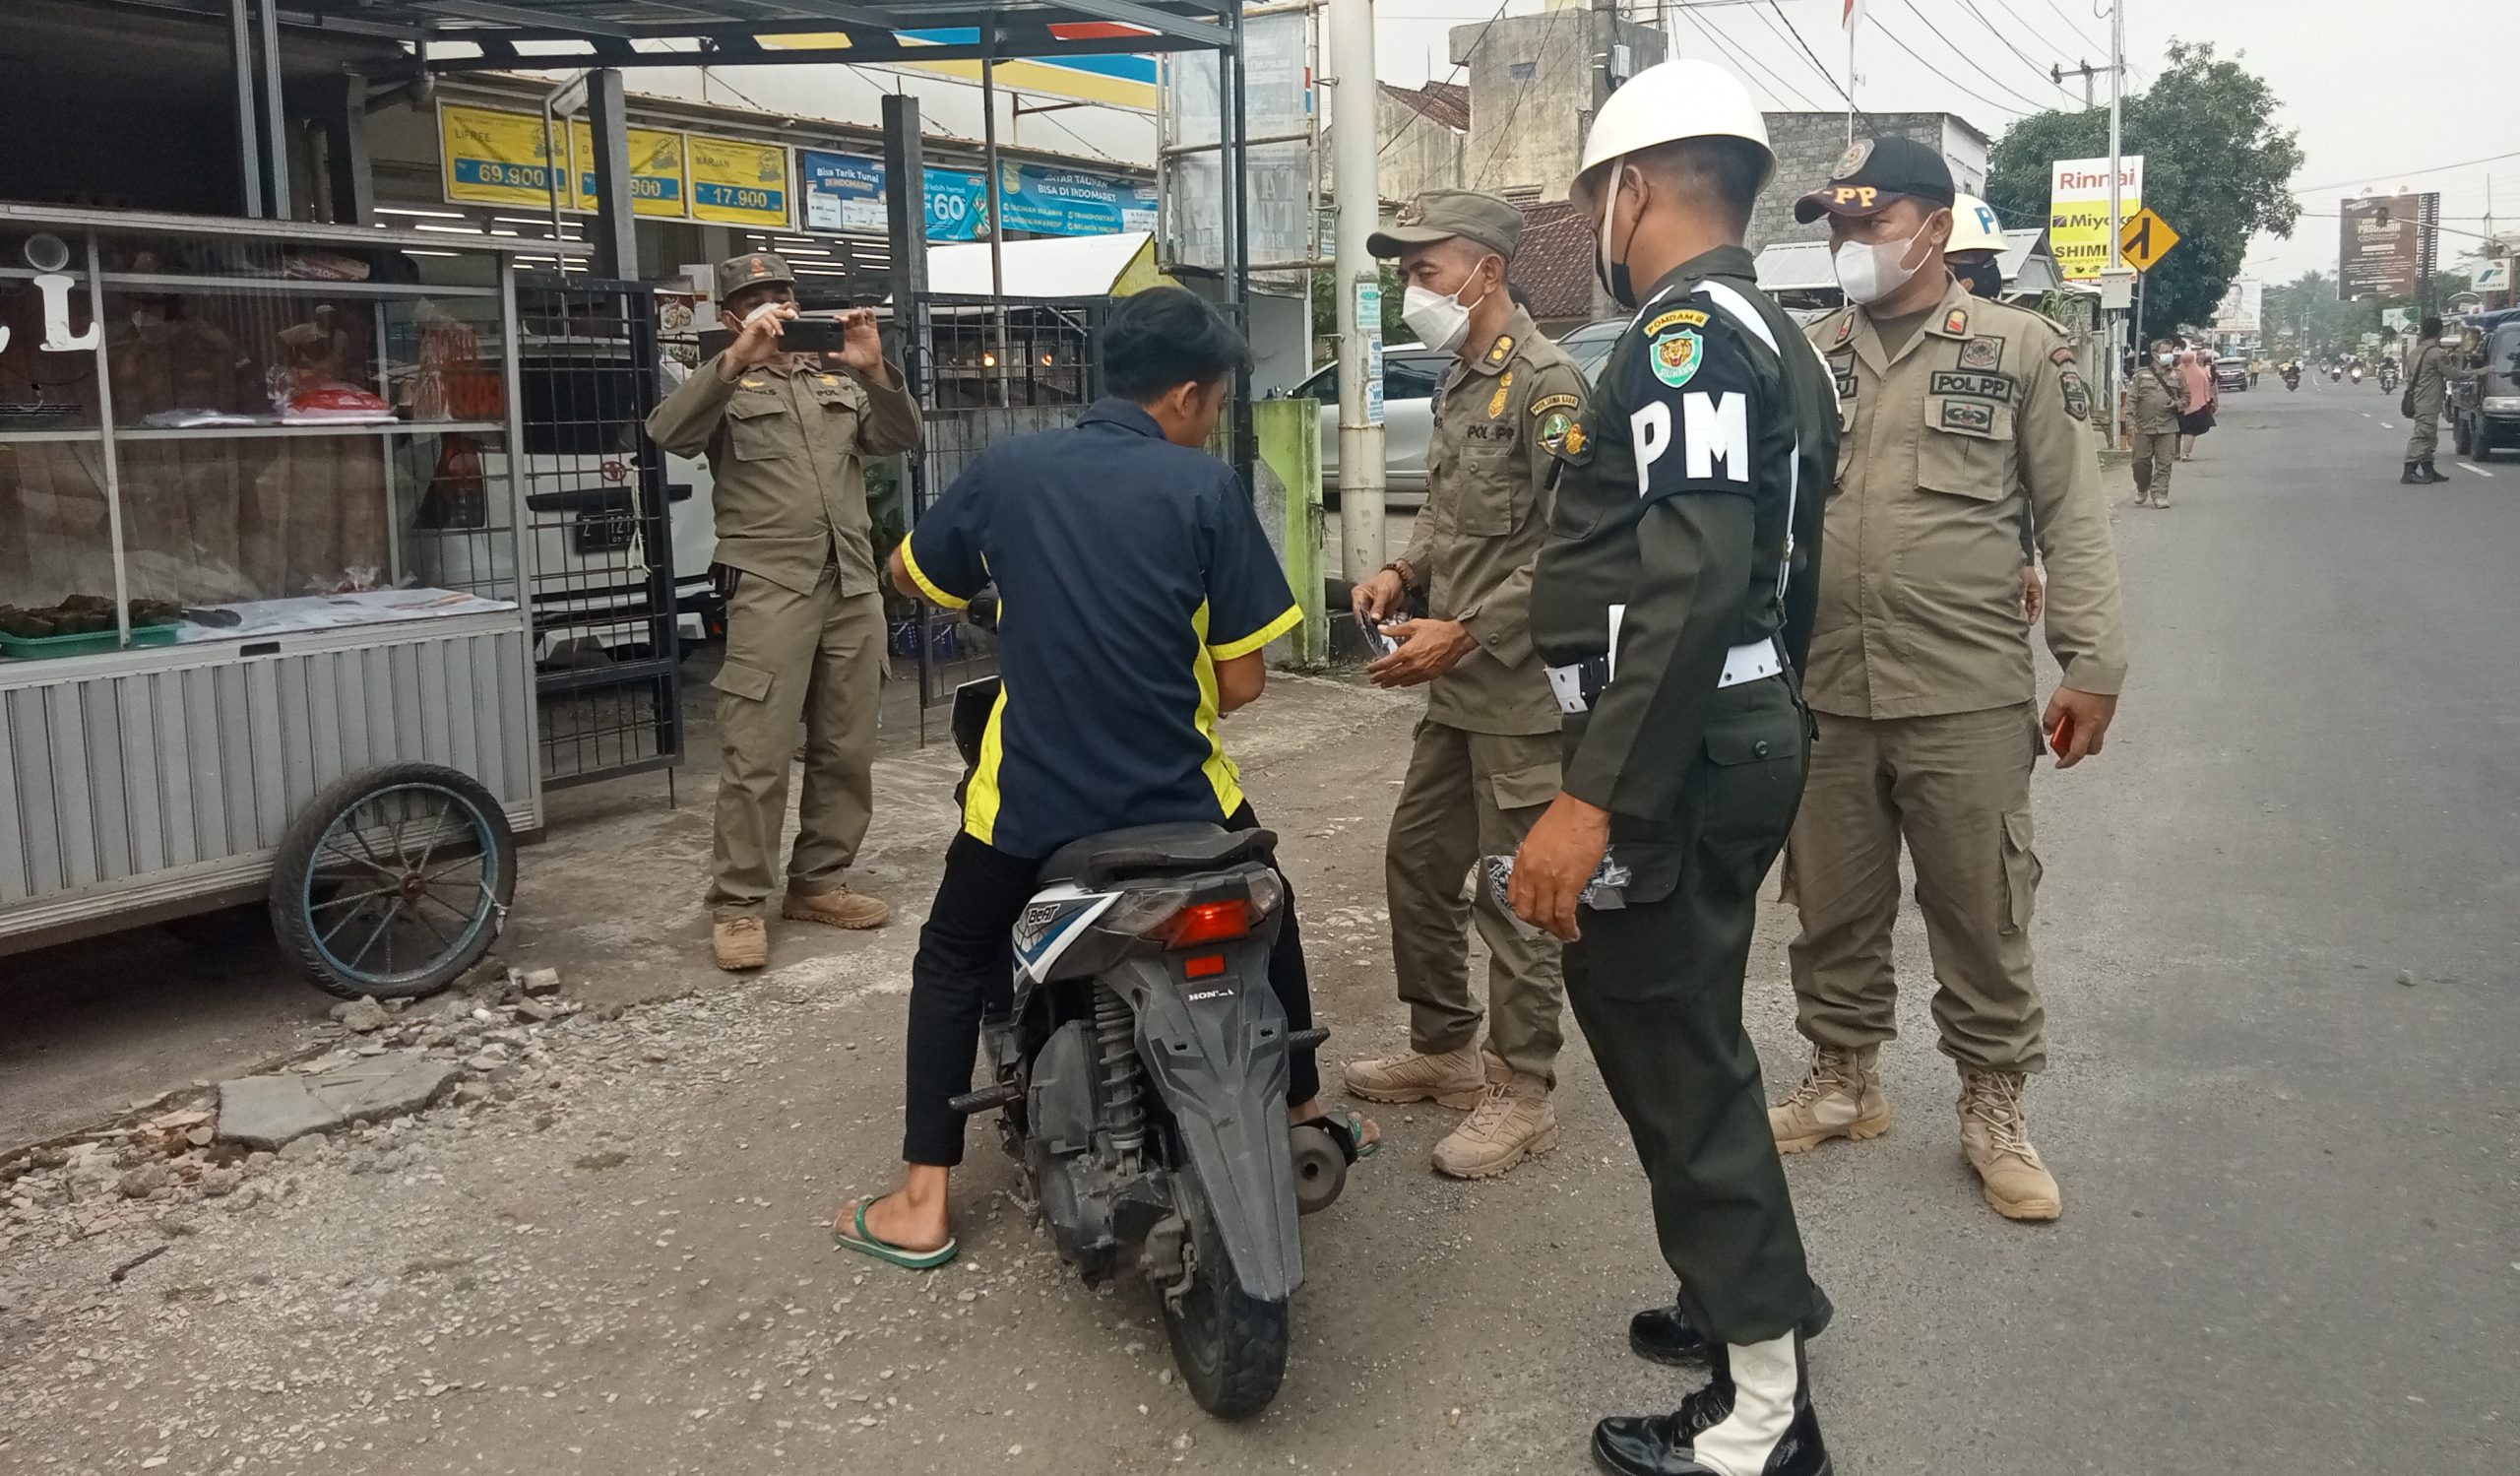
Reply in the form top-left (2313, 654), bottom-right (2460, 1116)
top-left (1367, 0), bottom-right (2519, 285)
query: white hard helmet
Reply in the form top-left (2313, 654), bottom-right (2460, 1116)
top-left (1577, 58), bottom-right (1774, 190)
top-left (1948, 193), bottom-right (2006, 254)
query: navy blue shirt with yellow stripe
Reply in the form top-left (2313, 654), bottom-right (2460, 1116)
top-left (902, 399), bottom-right (1302, 858)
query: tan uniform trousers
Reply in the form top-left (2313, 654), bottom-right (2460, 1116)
top-left (2405, 413), bottom-right (2441, 461)
top-left (707, 567), bottom-right (886, 918)
top-left (1785, 703), bottom-right (2048, 1073)
top-left (2133, 431), bottom-right (2178, 499)
top-left (1384, 719), bottom-right (1566, 1084)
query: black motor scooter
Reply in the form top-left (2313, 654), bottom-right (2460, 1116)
top-left (942, 667), bottom-right (1351, 1419)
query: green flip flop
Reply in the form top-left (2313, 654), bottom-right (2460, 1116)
top-left (831, 1198), bottom-right (959, 1271)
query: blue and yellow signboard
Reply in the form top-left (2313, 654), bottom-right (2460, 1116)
top-left (440, 103), bottom-right (565, 208)
top-left (565, 119), bottom-right (689, 218)
top-left (685, 135), bottom-right (792, 228)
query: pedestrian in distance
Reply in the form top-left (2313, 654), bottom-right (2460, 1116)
top-left (2129, 338), bottom-right (2189, 508)
top-left (2399, 316), bottom-right (2474, 484)
top-left (1773, 137), bottom-right (2127, 1224)
top-left (646, 254), bottom-right (921, 973)
top-left (2174, 344), bottom-right (2215, 460)
top-left (1508, 56), bottom-right (1838, 1476)
top-left (1344, 190), bottom-right (1589, 1181)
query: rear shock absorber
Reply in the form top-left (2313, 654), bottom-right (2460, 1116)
top-left (1094, 983), bottom-right (1146, 1158)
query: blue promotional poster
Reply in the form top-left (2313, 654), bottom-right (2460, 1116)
top-left (798, 150), bottom-right (1156, 241)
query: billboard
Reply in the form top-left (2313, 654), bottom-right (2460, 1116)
top-left (798, 151), bottom-right (1157, 240)
top-left (2338, 193), bottom-right (2437, 298)
top-left (2214, 279), bottom-right (2263, 333)
top-left (2048, 156), bottom-right (2144, 282)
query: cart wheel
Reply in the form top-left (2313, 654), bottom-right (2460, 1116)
top-left (269, 763), bottom-right (516, 1001)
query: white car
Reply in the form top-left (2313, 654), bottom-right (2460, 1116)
top-left (1294, 319), bottom-right (1627, 508)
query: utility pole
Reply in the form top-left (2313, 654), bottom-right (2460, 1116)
top-left (1592, 0), bottom-right (1618, 116)
top-left (1328, 0), bottom-right (1386, 586)
top-left (2052, 59), bottom-right (2101, 109)
top-left (2103, 0), bottom-right (2125, 442)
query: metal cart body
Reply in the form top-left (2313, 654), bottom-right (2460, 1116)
top-left (0, 206), bottom-right (542, 968)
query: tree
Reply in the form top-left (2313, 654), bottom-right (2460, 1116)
top-left (1984, 40), bottom-right (2304, 332)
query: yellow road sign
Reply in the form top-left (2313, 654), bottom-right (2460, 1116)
top-left (2119, 208), bottom-right (2181, 273)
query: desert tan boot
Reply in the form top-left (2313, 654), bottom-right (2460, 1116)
top-left (1767, 1045), bottom-right (1891, 1153)
top-left (782, 884), bottom-right (891, 931)
top-left (1958, 1068), bottom-right (2062, 1222)
top-left (1342, 1044), bottom-right (1486, 1110)
top-left (713, 915), bottom-right (769, 972)
top-left (1431, 1062), bottom-right (1558, 1179)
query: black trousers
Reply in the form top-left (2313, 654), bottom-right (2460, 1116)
top-left (902, 802), bottom-right (1321, 1167)
top-left (1562, 676), bottom-right (1817, 1347)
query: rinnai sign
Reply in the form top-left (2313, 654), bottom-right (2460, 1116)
top-left (2048, 156), bottom-right (2144, 283)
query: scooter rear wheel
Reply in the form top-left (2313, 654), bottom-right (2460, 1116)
top-left (1161, 1166), bottom-right (1290, 1419)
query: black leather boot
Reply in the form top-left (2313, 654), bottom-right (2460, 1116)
top-left (2401, 461), bottom-right (2424, 484)
top-left (1628, 1285), bottom-right (1834, 1367)
top-left (2421, 459), bottom-right (2453, 482)
top-left (1592, 1335), bottom-right (1832, 1476)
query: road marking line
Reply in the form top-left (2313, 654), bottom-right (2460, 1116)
top-left (2361, 412), bottom-right (2373, 417)
top-left (2459, 463), bottom-right (2493, 478)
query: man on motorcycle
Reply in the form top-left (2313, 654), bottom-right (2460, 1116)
top-left (836, 287), bottom-right (1372, 1268)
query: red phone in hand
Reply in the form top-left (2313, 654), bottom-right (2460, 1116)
top-left (2048, 713), bottom-right (2074, 755)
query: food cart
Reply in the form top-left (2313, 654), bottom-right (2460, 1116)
top-left (0, 205), bottom-right (541, 997)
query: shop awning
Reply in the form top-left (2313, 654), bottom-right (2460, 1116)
top-left (134, 0), bottom-right (1235, 69)
top-left (925, 229), bottom-right (1167, 297)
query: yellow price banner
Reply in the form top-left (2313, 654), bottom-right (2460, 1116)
top-left (566, 120), bottom-right (689, 218)
top-left (440, 102), bottom-right (566, 208)
top-left (686, 135), bottom-right (792, 228)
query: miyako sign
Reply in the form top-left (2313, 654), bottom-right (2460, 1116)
top-left (2048, 156), bottom-right (2144, 283)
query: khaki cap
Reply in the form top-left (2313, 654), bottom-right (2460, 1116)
top-left (1368, 190), bottom-right (1524, 260)
top-left (715, 251), bottom-right (796, 301)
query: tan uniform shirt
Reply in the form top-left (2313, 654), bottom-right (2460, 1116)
top-left (2406, 341), bottom-right (2463, 418)
top-left (2128, 362), bottom-right (2188, 434)
top-left (646, 353), bottom-right (922, 597)
top-left (1806, 279), bottom-right (2127, 720)
top-left (1395, 306), bottom-right (1586, 737)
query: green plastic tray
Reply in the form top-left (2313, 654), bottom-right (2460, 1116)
top-left (0, 622), bottom-right (183, 660)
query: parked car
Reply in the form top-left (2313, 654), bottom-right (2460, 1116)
top-left (2212, 353), bottom-right (2250, 394)
top-left (1297, 318), bottom-right (1628, 508)
top-left (2449, 307), bottom-right (2520, 462)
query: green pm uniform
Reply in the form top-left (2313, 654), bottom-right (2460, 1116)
top-left (1794, 281), bottom-right (2125, 1072)
top-left (645, 255), bottom-right (922, 920)
top-left (1383, 306), bottom-right (1587, 1083)
top-left (1531, 246), bottom-right (1835, 1345)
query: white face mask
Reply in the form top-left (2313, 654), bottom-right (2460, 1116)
top-left (2155, 353), bottom-right (2174, 366)
top-left (1400, 272), bottom-right (1491, 355)
top-left (1831, 225), bottom-right (1930, 306)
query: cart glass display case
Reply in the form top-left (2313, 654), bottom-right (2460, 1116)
top-left (1, 207), bottom-right (540, 988)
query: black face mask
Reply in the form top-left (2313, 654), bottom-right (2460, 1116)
top-left (1594, 165), bottom-right (1640, 311)
top-left (1954, 256), bottom-right (2002, 299)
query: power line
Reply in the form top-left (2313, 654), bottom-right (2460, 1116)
top-left (1759, 0), bottom-right (1859, 114)
top-left (2029, 0), bottom-right (2106, 53)
top-left (2292, 150), bottom-right (2520, 196)
top-left (1950, 0), bottom-right (2077, 99)
top-left (1903, 0), bottom-right (2060, 112)
top-left (1980, 0), bottom-right (2097, 72)
top-left (1680, 3), bottom-right (1826, 110)
top-left (1867, 15), bottom-right (2028, 119)
top-left (1383, 0), bottom-right (1512, 160)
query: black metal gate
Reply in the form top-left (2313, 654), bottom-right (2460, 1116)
top-left (513, 276), bottom-right (683, 789)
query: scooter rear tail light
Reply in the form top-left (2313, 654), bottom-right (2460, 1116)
top-left (1164, 900), bottom-right (1251, 947)
top-left (1183, 953), bottom-right (1228, 979)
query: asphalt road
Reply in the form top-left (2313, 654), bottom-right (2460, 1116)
top-left (5, 376), bottom-right (2515, 1475)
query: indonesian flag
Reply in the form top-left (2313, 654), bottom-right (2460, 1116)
top-left (1843, 0), bottom-right (1865, 28)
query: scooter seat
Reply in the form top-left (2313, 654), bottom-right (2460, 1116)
top-left (1038, 823), bottom-right (1277, 888)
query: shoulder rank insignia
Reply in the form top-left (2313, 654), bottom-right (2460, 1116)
top-left (1649, 327), bottom-right (1703, 389)
top-left (1643, 307), bottom-right (1711, 337)
top-left (740, 378), bottom-right (766, 389)
top-left (1486, 335), bottom-right (1514, 365)
top-left (1488, 370), bottom-right (1513, 418)
top-left (1942, 307), bottom-right (1970, 337)
top-left (1833, 313), bottom-right (1857, 346)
